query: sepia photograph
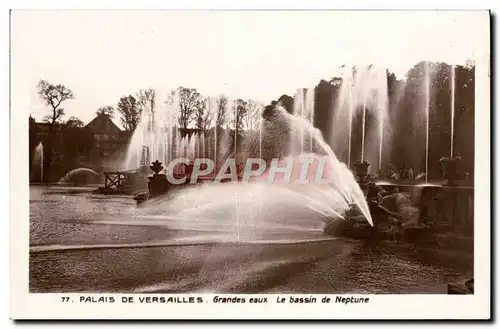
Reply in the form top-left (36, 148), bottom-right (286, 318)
top-left (9, 8), bottom-right (491, 320)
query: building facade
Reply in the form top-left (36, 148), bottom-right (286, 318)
top-left (29, 114), bottom-right (132, 182)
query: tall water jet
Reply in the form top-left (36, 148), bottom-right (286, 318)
top-left (233, 99), bottom-right (238, 159)
top-left (451, 64), bottom-right (456, 157)
top-left (378, 69), bottom-right (388, 170)
top-left (306, 88), bottom-right (315, 152)
top-left (138, 105), bottom-right (373, 239)
top-left (200, 133), bottom-right (206, 158)
top-left (124, 88), bottom-right (178, 171)
top-left (222, 87), bottom-right (240, 241)
top-left (259, 113), bottom-right (263, 159)
top-left (34, 142), bottom-right (43, 183)
top-left (378, 106), bottom-right (383, 169)
top-left (214, 125), bottom-right (218, 166)
top-left (292, 87), bottom-right (315, 154)
top-left (424, 61), bottom-right (431, 184)
top-left (233, 98), bottom-right (240, 241)
top-left (190, 133), bottom-right (197, 159)
top-left (347, 81), bottom-right (353, 168)
top-left (216, 95), bottom-right (232, 169)
top-left (177, 130), bottom-right (184, 160)
top-left (361, 97), bottom-right (367, 162)
top-left (296, 88), bottom-right (305, 154)
top-left (332, 65), bottom-right (389, 173)
top-left (179, 136), bottom-right (184, 159)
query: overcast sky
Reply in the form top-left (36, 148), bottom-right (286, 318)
top-left (11, 10), bottom-right (489, 125)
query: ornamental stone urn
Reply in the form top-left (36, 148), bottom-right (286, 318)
top-left (354, 161), bottom-right (370, 185)
top-left (148, 160), bottom-right (169, 198)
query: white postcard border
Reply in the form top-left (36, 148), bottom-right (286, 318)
top-left (9, 9), bottom-right (491, 320)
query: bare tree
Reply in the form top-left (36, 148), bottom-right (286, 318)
top-left (195, 97), bottom-right (215, 131)
top-left (96, 106), bottom-right (115, 118)
top-left (116, 95), bottom-right (141, 131)
top-left (36, 80), bottom-right (75, 181)
top-left (232, 99), bottom-right (248, 132)
top-left (170, 87), bottom-right (203, 129)
top-left (242, 100), bottom-right (263, 130)
top-left (37, 80), bottom-right (74, 127)
top-left (216, 94), bottom-right (228, 128)
top-left (136, 88), bottom-right (156, 115)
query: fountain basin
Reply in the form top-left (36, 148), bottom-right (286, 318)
top-left (447, 278), bottom-right (474, 294)
top-left (324, 181), bottom-right (474, 251)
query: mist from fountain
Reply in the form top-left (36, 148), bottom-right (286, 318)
top-left (331, 65), bottom-right (389, 172)
top-left (291, 88), bottom-right (316, 155)
top-left (136, 105), bottom-right (372, 241)
top-left (188, 134), bottom-right (196, 159)
top-left (34, 142), bottom-right (44, 183)
top-left (123, 90), bottom-right (239, 181)
top-left (361, 96), bottom-right (367, 162)
top-left (123, 90), bottom-right (175, 170)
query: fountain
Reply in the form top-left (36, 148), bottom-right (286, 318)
top-left (123, 90), bottom-right (178, 171)
top-left (332, 65), bottom-right (389, 174)
top-left (292, 88), bottom-right (315, 154)
top-left (439, 155), bottom-right (463, 187)
top-left (424, 61), bottom-right (431, 184)
top-left (121, 62), bottom-right (471, 244)
top-left (137, 102), bottom-right (373, 241)
top-left (33, 142), bottom-right (44, 183)
top-left (58, 168), bottom-right (100, 185)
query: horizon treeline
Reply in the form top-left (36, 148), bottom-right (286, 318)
top-left (30, 59), bottom-right (475, 180)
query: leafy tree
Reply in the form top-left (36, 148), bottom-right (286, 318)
top-left (170, 87), bottom-right (203, 129)
top-left (65, 116), bottom-right (84, 128)
top-left (314, 80), bottom-right (336, 146)
top-left (216, 94), bottom-right (228, 128)
top-left (241, 100), bottom-right (263, 130)
top-left (136, 88), bottom-right (156, 116)
top-left (232, 99), bottom-right (248, 132)
top-left (277, 94), bottom-right (294, 114)
top-left (96, 106), bottom-right (115, 118)
top-left (116, 95), bottom-right (141, 131)
top-left (195, 97), bottom-right (215, 131)
top-left (63, 126), bottom-right (94, 168)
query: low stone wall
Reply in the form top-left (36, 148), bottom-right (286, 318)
top-left (324, 183), bottom-right (474, 252)
top-left (376, 183), bottom-right (474, 236)
top-left (419, 186), bottom-right (474, 236)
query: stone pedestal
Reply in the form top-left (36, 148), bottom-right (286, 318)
top-left (439, 156), bottom-right (463, 186)
top-left (354, 161), bottom-right (370, 191)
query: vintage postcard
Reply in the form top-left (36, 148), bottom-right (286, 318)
top-left (10, 9), bottom-right (491, 320)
